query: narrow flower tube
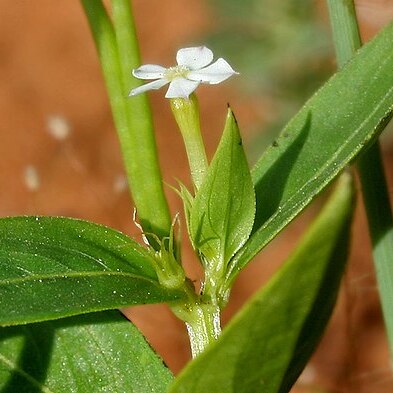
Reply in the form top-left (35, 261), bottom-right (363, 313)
top-left (170, 94), bottom-right (208, 190)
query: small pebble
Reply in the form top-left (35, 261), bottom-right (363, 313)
top-left (24, 165), bottom-right (40, 191)
top-left (46, 114), bottom-right (71, 141)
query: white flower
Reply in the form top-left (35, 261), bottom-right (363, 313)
top-left (129, 46), bottom-right (238, 99)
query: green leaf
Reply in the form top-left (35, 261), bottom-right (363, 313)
top-left (0, 216), bottom-right (184, 326)
top-left (328, 0), bottom-right (393, 361)
top-left (170, 173), bottom-right (354, 393)
top-left (81, 0), bottom-right (172, 242)
top-left (226, 21), bottom-right (393, 283)
top-left (190, 109), bottom-right (255, 272)
top-left (0, 310), bottom-right (172, 392)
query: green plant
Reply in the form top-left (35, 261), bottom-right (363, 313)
top-left (0, 0), bottom-right (392, 391)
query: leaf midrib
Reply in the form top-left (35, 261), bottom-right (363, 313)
top-left (231, 53), bottom-right (393, 274)
top-left (0, 270), bottom-right (159, 287)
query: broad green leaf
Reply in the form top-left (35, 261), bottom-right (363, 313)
top-left (227, 22), bottom-right (393, 283)
top-left (0, 310), bottom-right (172, 392)
top-left (190, 109), bottom-right (255, 272)
top-left (0, 216), bottom-right (184, 326)
top-left (170, 173), bottom-right (354, 393)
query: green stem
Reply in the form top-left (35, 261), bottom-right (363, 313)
top-left (81, 0), bottom-right (171, 242)
top-left (170, 95), bottom-right (208, 190)
top-left (174, 303), bottom-right (221, 358)
top-left (327, 0), bottom-right (393, 357)
top-left (326, 0), bottom-right (361, 66)
top-left (357, 144), bottom-right (393, 351)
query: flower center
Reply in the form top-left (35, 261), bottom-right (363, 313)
top-left (164, 65), bottom-right (190, 81)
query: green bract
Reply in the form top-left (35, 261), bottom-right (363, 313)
top-left (189, 109), bottom-right (255, 303)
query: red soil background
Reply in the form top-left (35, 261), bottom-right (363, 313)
top-left (0, 1), bottom-right (393, 391)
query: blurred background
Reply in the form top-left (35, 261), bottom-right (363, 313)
top-left (1, 0), bottom-right (393, 391)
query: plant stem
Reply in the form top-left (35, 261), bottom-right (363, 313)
top-left (186, 305), bottom-right (221, 358)
top-left (327, 0), bottom-right (393, 357)
top-left (326, 0), bottom-right (361, 65)
top-left (357, 144), bottom-right (393, 352)
top-left (170, 95), bottom-right (208, 190)
top-left (181, 303), bottom-right (221, 358)
top-left (81, 0), bottom-right (171, 243)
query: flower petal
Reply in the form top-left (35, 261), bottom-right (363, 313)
top-left (129, 78), bottom-right (169, 96)
top-left (132, 64), bottom-right (167, 80)
top-left (165, 77), bottom-right (200, 99)
top-left (176, 47), bottom-right (213, 70)
top-left (187, 58), bottom-right (238, 84)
